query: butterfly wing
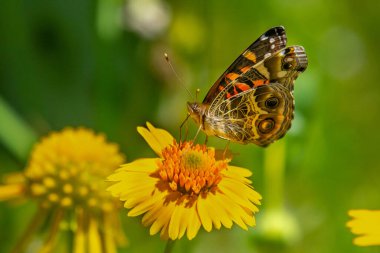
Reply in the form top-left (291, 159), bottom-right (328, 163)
top-left (254, 45), bottom-right (308, 91)
top-left (208, 45), bottom-right (308, 111)
top-left (205, 83), bottom-right (294, 146)
top-left (197, 27), bottom-right (308, 145)
top-left (203, 26), bottom-right (287, 104)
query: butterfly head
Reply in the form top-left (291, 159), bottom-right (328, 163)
top-left (187, 102), bottom-right (207, 125)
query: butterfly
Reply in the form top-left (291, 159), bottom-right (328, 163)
top-left (187, 26), bottom-right (308, 147)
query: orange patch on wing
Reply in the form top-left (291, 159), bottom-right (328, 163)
top-left (236, 83), bottom-right (251, 91)
top-left (243, 50), bottom-right (257, 62)
top-left (240, 66), bottom-right (251, 73)
top-left (253, 79), bottom-right (269, 87)
top-left (225, 72), bottom-right (239, 81)
top-left (233, 86), bottom-right (238, 95)
top-left (226, 92), bottom-right (232, 99)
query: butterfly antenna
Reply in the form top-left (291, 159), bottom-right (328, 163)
top-left (195, 88), bottom-right (200, 102)
top-left (164, 53), bottom-right (195, 100)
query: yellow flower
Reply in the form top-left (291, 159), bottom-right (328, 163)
top-left (107, 123), bottom-right (261, 240)
top-left (347, 209), bottom-right (380, 246)
top-left (0, 128), bottom-right (126, 253)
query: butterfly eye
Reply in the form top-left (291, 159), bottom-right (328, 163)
top-left (283, 62), bottom-right (293, 70)
top-left (265, 97), bottom-right (279, 109)
top-left (258, 119), bottom-right (275, 134)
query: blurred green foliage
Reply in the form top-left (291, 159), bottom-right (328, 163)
top-left (1, 0), bottom-right (380, 252)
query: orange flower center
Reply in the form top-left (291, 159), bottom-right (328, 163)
top-left (157, 141), bottom-right (228, 195)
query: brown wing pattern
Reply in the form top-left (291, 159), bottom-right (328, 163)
top-left (208, 45), bottom-right (308, 110)
top-left (204, 83), bottom-right (294, 146)
top-left (260, 46), bottom-right (308, 91)
top-left (205, 46), bottom-right (308, 146)
top-left (203, 26), bottom-right (287, 104)
top-left (193, 27), bottom-right (309, 146)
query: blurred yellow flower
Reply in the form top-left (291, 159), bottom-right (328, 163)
top-left (0, 128), bottom-right (126, 253)
top-left (347, 209), bottom-right (380, 246)
top-left (107, 123), bottom-right (261, 240)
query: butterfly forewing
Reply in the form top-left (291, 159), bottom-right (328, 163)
top-left (208, 45), bottom-right (308, 110)
top-left (203, 26), bottom-right (287, 104)
top-left (261, 46), bottom-right (308, 90)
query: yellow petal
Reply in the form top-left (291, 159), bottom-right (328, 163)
top-left (137, 123), bottom-right (174, 157)
top-left (103, 214), bottom-right (117, 253)
top-left (178, 206), bottom-right (191, 239)
top-left (124, 195), bottom-right (148, 210)
top-left (142, 198), bottom-right (166, 226)
top-left (2, 172), bottom-right (25, 184)
top-left (0, 183), bottom-right (25, 200)
top-left (128, 192), bottom-right (162, 216)
top-left (150, 202), bottom-right (175, 236)
top-left (219, 180), bottom-right (259, 211)
top-left (187, 204), bottom-right (201, 240)
top-left (227, 166), bottom-right (253, 177)
top-left (222, 177), bottom-right (261, 202)
top-left (218, 193), bottom-right (248, 230)
top-left (223, 169), bottom-right (252, 184)
top-left (240, 207), bottom-right (255, 227)
top-left (347, 209), bottom-right (380, 246)
top-left (168, 206), bottom-right (183, 239)
top-left (353, 234), bottom-right (380, 246)
top-left (160, 222), bottom-right (170, 240)
top-left (117, 158), bottom-right (158, 173)
top-left (118, 181), bottom-right (157, 201)
top-left (197, 196), bottom-right (213, 232)
top-left (146, 122), bottom-right (174, 149)
top-left (74, 208), bottom-right (85, 253)
top-left (88, 217), bottom-right (102, 253)
top-left (208, 192), bottom-right (233, 229)
top-left (201, 194), bottom-right (221, 230)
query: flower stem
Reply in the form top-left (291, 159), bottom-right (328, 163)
top-left (164, 240), bottom-right (176, 253)
top-left (264, 140), bottom-right (285, 211)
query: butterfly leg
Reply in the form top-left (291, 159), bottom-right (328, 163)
top-left (223, 141), bottom-right (231, 159)
top-left (193, 125), bottom-right (202, 143)
top-left (204, 135), bottom-right (208, 145)
top-left (179, 114), bottom-right (190, 142)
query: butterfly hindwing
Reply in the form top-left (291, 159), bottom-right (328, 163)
top-left (205, 83), bottom-right (294, 146)
top-left (203, 26), bottom-right (287, 104)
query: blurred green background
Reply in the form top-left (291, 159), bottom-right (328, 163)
top-left (1, 0), bottom-right (379, 252)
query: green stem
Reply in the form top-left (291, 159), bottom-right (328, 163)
top-left (263, 140), bottom-right (286, 211)
top-left (164, 239), bottom-right (176, 253)
top-left (0, 96), bottom-right (37, 161)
